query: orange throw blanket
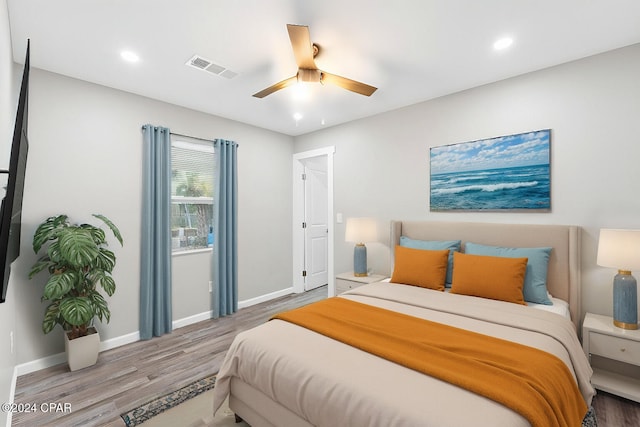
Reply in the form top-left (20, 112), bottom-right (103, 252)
top-left (272, 297), bottom-right (587, 427)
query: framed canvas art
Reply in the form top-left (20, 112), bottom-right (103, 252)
top-left (430, 129), bottom-right (551, 211)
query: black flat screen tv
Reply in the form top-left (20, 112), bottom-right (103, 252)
top-left (0, 40), bottom-right (30, 303)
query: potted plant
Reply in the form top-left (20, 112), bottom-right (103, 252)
top-left (29, 214), bottom-right (123, 371)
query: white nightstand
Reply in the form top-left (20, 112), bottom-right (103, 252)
top-left (582, 312), bottom-right (640, 402)
top-left (335, 272), bottom-right (386, 294)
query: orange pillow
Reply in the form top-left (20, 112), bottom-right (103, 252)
top-left (450, 252), bottom-right (528, 305)
top-left (391, 246), bottom-right (449, 291)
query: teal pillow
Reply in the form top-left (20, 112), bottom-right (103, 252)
top-left (464, 242), bottom-right (552, 305)
top-left (400, 237), bottom-right (461, 286)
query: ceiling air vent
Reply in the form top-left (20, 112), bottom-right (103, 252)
top-left (185, 55), bottom-right (237, 79)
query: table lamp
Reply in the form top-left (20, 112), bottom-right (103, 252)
top-left (345, 217), bottom-right (377, 277)
top-left (597, 228), bottom-right (640, 330)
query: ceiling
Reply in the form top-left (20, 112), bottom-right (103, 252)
top-left (7, 0), bottom-right (640, 136)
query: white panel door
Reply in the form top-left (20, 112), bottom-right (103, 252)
top-left (304, 157), bottom-right (328, 291)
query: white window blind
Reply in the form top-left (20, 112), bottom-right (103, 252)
top-left (170, 138), bottom-right (215, 253)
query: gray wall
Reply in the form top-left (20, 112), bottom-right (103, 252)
top-left (294, 43), bottom-right (640, 321)
top-left (11, 68), bottom-right (294, 364)
top-left (0, 0), bottom-right (17, 424)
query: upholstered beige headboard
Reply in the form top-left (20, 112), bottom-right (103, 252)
top-left (390, 221), bottom-right (582, 329)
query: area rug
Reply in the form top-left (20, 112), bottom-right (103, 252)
top-left (582, 406), bottom-right (598, 427)
top-left (121, 375), bottom-right (217, 426)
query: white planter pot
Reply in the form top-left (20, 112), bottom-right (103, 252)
top-left (64, 327), bottom-right (100, 371)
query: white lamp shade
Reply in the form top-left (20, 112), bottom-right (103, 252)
top-left (597, 229), bottom-right (640, 271)
top-left (345, 217), bottom-right (377, 243)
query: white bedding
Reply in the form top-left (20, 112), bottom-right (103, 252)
top-left (382, 278), bottom-right (572, 318)
top-left (213, 282), bottom-right (593, 427)
top-left (528, 294), bottom-right (571, 318)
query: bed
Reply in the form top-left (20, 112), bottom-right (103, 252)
top-left (213, 221), bottom-right (595, 427)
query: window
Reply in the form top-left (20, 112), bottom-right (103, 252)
top-left (171, 138), bottom-right (215, 253)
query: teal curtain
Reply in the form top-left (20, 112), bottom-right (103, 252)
top-left (140, 124), bottom-right (172, 339)
top-left (212, 139), bottom-right (238, 318)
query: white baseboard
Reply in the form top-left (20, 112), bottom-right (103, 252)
top-left (15, 352), bottom-right (66, 377)
top-left (172, 311), bottom-right (213, 329)
top-left (99, 330), bottom-right (140, 352)
top-left (238, 287), bottom-right (294, 308)
top-left (13, 288), bottom-right (292, 377)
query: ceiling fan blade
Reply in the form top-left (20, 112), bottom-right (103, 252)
top-left (252, 76), bottom-right (298, 98)
top-left (287, 24), bottom-right (317, 69)
top-left (321, 72), bottom-right (377, 96)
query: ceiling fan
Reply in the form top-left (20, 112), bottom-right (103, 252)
top-left (253, 24), bottom-right (378, 98)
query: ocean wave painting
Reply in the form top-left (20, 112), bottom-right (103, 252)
top-left (430, 130), bottom-right (551, 211)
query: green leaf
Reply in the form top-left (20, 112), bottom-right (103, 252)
top-left (100, 275), bottom-right (116, 297)
top-left (80, 224), bottom-right (106, 245)
top-left (87, 270), bottom-right (116, 296)
top-left (59, 297), bottom-right (93, 327)
top-left (95, 249), bottom-right (116, 272)
top-left (57, 228), bottom-right (100, 268)
top-left (42, 271), bottom-right (78, 300)
top-left (47, 240), bottom-right (62, 264)
top-left (28, 258), bottom-right (51, 279)
top-left (93, 214), bottom-right (123, 246)
top-left (42, 301), bottom-right (62, 334)
top-left (88, 290), bottom-right (110, 323)
top-left (32, 215), bottom-right (68, 254)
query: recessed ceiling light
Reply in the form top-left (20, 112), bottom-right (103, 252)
top-left (293, 112), bottom-right (303, 121)
top-left (120, 50), bottom-right (140, 63)
top-left (493, 37), bottom-right (514, 51)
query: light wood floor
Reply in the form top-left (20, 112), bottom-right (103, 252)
top-left (592, 390), bottom-right (640, 427)
top-left (12, 286), bottom-right (640, 426)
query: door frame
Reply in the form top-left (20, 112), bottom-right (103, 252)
top-left (292, 146), bottom-right (335, 296)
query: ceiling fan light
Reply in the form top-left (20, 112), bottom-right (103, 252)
top-left (292, 83), bottom-right (310, 100)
